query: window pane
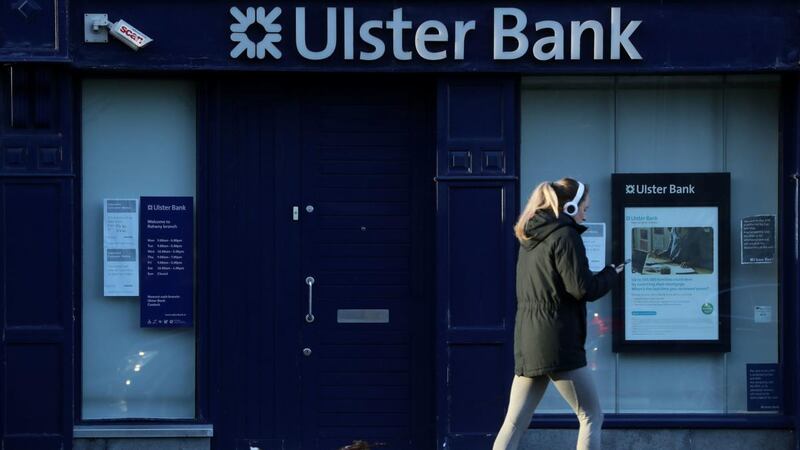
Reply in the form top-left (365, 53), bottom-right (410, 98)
top-left (520, 76), bottom-right (780, 414)
top-left (723, 78), bottom-right (780, 413)
top-left (81, 79), bottom-right (196, 419)
top-left (520, 77), bottom-right (616, 413)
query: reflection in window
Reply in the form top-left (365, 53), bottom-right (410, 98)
top-left (81, 79), bottom-right (196, 419)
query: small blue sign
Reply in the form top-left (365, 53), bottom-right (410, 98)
top-left (140, 197), bottom-right (193, 328)
top-left (747, 363), bottom-right (781, 412)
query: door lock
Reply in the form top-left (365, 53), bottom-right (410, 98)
top-left (306, 205), bottom-right (314, 213)
top-left (302, 348), bottom-right (312, 357)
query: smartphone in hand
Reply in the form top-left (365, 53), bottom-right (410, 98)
top-left (615, 258), bottom-right (631, 274)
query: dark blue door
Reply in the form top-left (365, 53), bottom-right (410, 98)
top-left (204, 77), bottom-right (434, 449)
top-left (296, 79), bottom-right (435, 449)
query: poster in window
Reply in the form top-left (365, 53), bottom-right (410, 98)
top-left (140, 196), bottom-right (194, 328)
top-left (741, 215), bottom-right (776, 264)
top-left (103, 199), bottom-right (139, 296)
top-left (612, 173), bottom-right (730, 352)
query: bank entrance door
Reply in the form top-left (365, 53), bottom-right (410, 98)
top-left (209, 77), bottom-right (434, 450)
top-left (293, 80), bottom-right (435, 449)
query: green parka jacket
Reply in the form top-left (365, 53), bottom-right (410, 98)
top-left (514, 210), bottom-right (617, 377)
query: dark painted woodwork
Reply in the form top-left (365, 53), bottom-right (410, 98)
top-left (0, 178), bottom-right (73, 450)
top-left (203, 75), bottom-right (435, 450)
top-left (0, 65), bottom-right (72, 175)
top-left (68, 1), bottom-right (800, 73)
top-left (0, 0), bottom-right (68, 60)
top-left (435, 77), bottom-right (518, 448)
top-left (0, 64), bottom-right (73, 450)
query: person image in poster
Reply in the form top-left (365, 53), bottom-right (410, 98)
top-left (493, 178), bottom-right (621, 450)
top-left (651, 227), bottom-right (713, 272)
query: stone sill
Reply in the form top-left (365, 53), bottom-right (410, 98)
top-left (74, 424), bottom-right (213, 438)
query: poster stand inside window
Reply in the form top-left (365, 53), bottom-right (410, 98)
top-left (612, 173), bottom-right (731, 352)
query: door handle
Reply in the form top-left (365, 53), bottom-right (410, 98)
top-left (305, 276), bottom-right (315, 323)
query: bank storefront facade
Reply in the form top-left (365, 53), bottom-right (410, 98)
top-left (1, 1), bottom-right (799, 449)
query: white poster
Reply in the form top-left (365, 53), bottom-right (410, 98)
top-left (582, 222), bottom-right (606, 272)
top-left (103, 199), bottom-right (139, 296)
top-left (754, 305), bottom-right (772, 324)
top-left (624, 206), bottom-right (719, 341)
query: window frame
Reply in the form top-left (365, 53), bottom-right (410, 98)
top-left (73, 73), bottom-right (210, 429)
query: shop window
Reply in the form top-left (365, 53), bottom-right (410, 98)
top-left (81, 79), bottom-right (196, 419)
top-left (521, 75), bottom-right (780, 413)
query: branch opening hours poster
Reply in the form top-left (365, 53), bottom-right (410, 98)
top-left (140, 196), bottom-right (194, 328)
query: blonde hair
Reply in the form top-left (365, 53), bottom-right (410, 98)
top-left (514, 178), bottom-right (587, 242)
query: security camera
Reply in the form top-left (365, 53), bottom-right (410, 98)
top-left (84, 14), bottom-right (153, 51)
top-left (109, 20), bottom-right (153, 50)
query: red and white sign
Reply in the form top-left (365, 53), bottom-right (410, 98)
top-left (110, 20), bottom-right (153, 50)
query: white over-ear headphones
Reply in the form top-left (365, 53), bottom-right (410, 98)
top-left (563, 181), bottom-right (585, 216)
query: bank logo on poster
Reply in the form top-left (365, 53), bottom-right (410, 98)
top-left (625, 183), bottom-right (696, 195)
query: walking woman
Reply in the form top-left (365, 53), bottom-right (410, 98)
top-left (493, 178), bottom-right (622, 450)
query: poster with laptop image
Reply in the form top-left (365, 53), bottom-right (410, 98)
top-left (624, 207), bottom-right (719, 342)
top-left (631, 227), bottom-right (714, 276)
top-left (612, 172), bottom-right (730, 352)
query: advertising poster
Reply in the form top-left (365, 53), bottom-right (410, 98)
top-left (612, 173), bottom-right (730, 352)
top-left (140, 196), bottom-right (194, 328)
top-left (103, 199), bottom-right (139, 296)
top-left (624, 207), bottom-right (718, 341)
top-left (582, 222), bottom-right (606, 272)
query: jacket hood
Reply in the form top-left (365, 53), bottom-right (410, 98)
top-left (521, 210), bottom-right (587, 250)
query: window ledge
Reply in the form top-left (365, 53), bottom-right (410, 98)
top-left (74, 424), bottom-right (213, 438)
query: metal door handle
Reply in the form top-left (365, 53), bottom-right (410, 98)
top-left (305, 276), bottom-right (315, 323)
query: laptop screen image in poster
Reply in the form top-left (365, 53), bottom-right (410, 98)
top-left (631, 249), bottom-right (648, 273)
top-left (631, 227), bottom-right (714, 275)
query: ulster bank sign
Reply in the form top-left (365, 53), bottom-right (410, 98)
top-left (229, 6), bottom-right (643, 62)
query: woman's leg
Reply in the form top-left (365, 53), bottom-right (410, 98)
top-left (492, 375), bottom-right (550, 450)
top-left (549, 367), bottom-right (604, 450)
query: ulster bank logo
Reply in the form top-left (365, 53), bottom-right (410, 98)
top-left (230, 6), bottom-right (283, 59)
top-left (626, 183), bottom-right (696, 195)
top-left (228, 6), bottom-right (644, 62)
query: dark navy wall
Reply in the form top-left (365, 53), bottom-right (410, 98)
top-left (0, 0), bottom-right (69, 60)
top-left (0, 65), bottom-right (73, 449)
top-left (781, 74), bottom-right (800, 449)
top-left (435, 77), bottom-right (518, 447)
top-left (69, 0), bottom-right (800, 73)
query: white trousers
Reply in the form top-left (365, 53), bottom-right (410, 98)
top-left (493, 367), bottom-right (603, 450)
